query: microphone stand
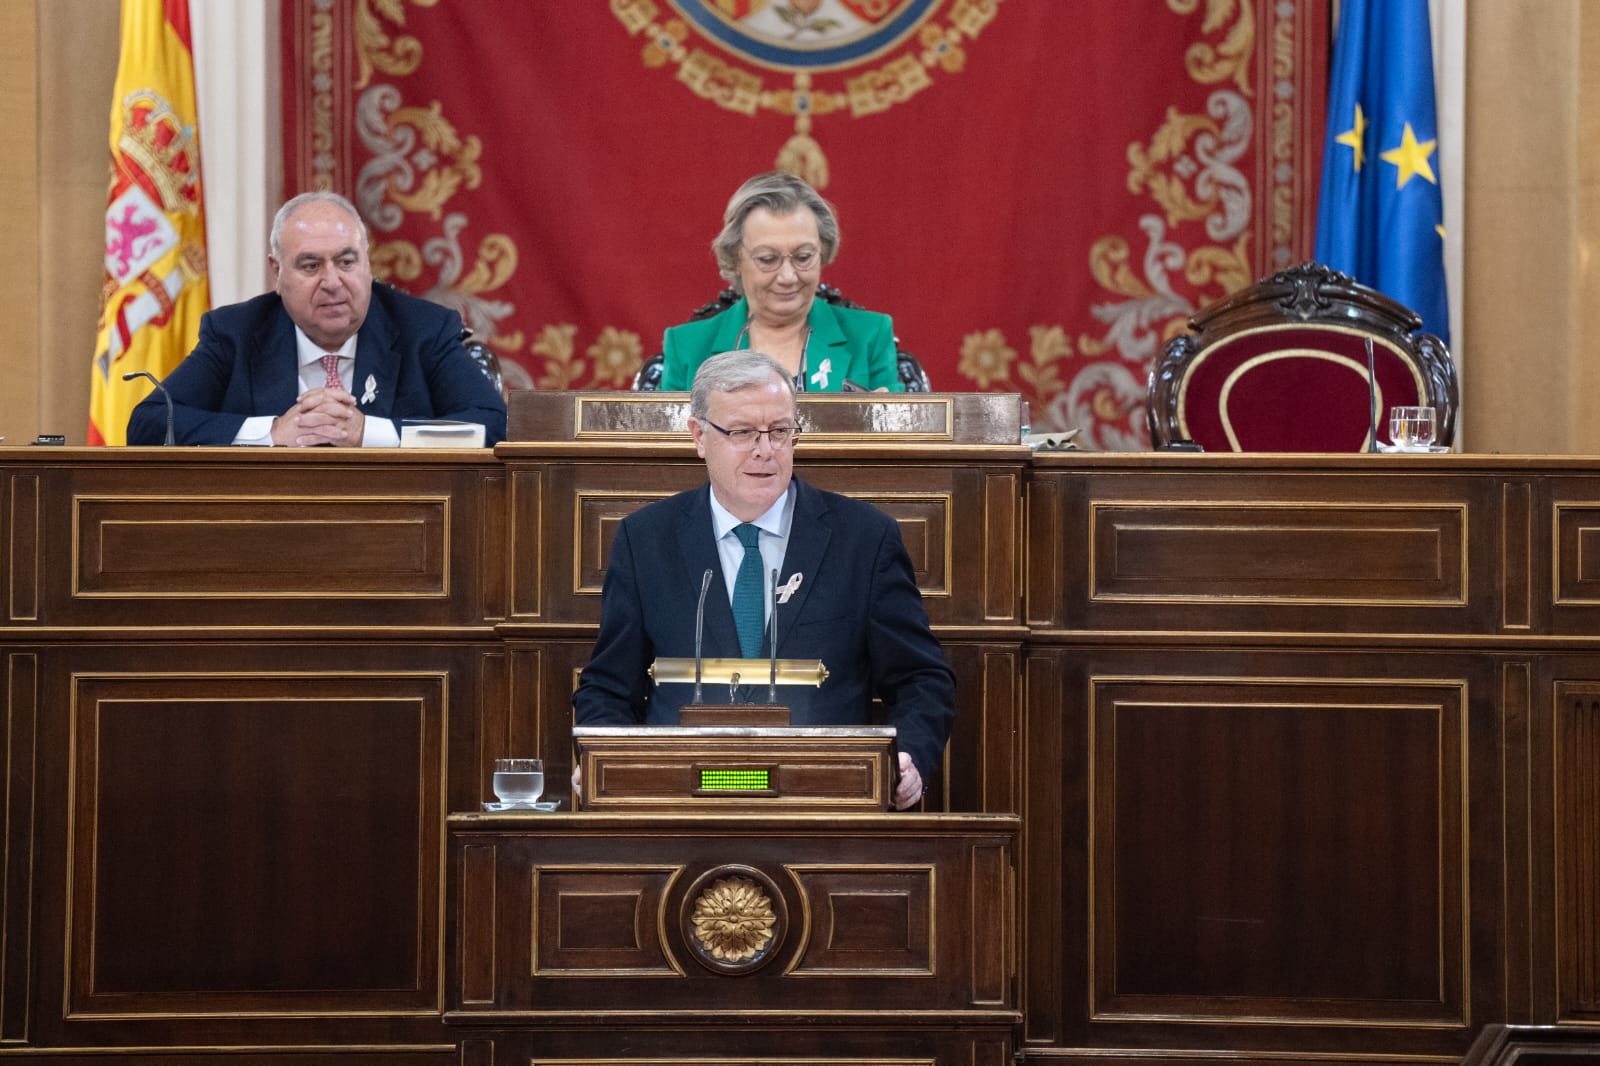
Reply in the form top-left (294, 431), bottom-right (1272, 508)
top-left (670, 564), bottom-right (795, 727)
top-left (692, 568), bottom-right (713, 704)
top-left (768, 567), bottom-right (779, 705)
top-left (122, 370), bottom-right (175, 445)
top-left (1364, 337), bottom-right (1379, 452)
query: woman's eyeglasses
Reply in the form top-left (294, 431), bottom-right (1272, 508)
top-left (742, 246), bottom-right (820, 273)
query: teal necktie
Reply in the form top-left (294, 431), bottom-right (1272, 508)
top-left (731, 523), bottom-right (765, 658)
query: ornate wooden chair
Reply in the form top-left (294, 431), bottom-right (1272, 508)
top-left (633, 284), bottom-right (931, 392)
top-left (460, 327), bottom-right (505, 397)
top-left (1146, 263), bottom-right (1457, 451)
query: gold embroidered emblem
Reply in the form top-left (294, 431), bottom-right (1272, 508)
top-left (613, 0), bottom-right (1004, 188)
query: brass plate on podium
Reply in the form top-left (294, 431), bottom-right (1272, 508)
top-left (573, 725), bottom-right (895, 812)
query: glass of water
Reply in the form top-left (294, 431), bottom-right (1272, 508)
top-left (493, 758), bottom-right (544, 805)
top-left (1388, 405), bottom-right (1437, 450)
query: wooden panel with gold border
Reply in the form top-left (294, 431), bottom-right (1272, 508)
top-left (445, 814), bottom-right (1017, 1020)
top-left (1088, 673), bottom-right (1469, 1027)
top-left (1550, 677), bottom-right (1600, 1024)
top-left (1027, 466), bottom-right (1502, 635)
top-left (67, 670), bottom-right (447, 1018)
top-left (8, 641), bottom-right (493, 1051)
top-left (4, 455), bottom-right (501, 630)
top-left (502, 456), bottom-right (1022, 630)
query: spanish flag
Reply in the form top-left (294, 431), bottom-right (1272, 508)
top-left (89, 0), bottom-right (209, 446)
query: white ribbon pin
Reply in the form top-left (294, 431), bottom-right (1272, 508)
top-left (776, 572), bottom-right (803, 604)
top-left (360, 374), bottom-right (378, 405)
top-left (809, 358), bottom-right (831, 390)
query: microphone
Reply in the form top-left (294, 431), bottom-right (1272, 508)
top-left (123, 370), bottom-right (175, 445)
top-left (768, 567), bottom-right (779, 704)
top-left (691, 568), bottom-right (714, 704)
top-left (1364, 336), bottom-right (1379, 452)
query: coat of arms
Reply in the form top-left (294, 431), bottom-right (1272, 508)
top-left (615, 0), bottom-right (1000, 187)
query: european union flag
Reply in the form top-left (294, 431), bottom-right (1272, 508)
top-left (1314, 0), bottom-right (1449, 345)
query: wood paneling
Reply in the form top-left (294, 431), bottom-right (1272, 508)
top-left (446, 812), bottom-right (1017, 1032)
top-left (0, 446), bottom-right (1596, 1064)
top-left (1555, 681), bottom-right (1600, 1022)
top-left (70, 673), bottom-right (443, 1014)
top-left (1092, 677), bottom-right (1466, 1022)
top-left (1, 454), bottom-right (499, 630)
top-left (1024, 453), bottom-right (1600, 1062)
top-left (75, 495), bottom-right (449, 597)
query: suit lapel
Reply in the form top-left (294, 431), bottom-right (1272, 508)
top-left (253, 303), bottom-right (302, 416)
top-left (773, 477), bottom-right (831, 651)
top-left (805, 300), bottom-right (850, 390)
top-left (353, 286), bottom-right (399, 417)
top-left (675, 486), bottom-right (741, 658)
top-left (711, 299), bottom-right (751, 353)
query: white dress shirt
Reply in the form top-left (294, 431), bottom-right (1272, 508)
top-left (707, 481), bottom-right (796, 630)
top-left (232, 328), bottom-right (398, 446)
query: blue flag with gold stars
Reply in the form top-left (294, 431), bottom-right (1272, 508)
top-left (1315, 0), bottom-right (1449, 345)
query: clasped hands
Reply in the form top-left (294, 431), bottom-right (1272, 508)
top-left (271, 384), bottom-right (365, 447)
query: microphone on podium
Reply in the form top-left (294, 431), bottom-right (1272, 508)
top-left (1364, 336), bottom-right (1379, 452)
top-left (652, 566), bottom-right (825, 727)
top-left (691, 568), bottom-right (713, 704)
top-left (768, 567), bottom-right (780, 704)
top-left (123, 370), bottom-right (175, 445)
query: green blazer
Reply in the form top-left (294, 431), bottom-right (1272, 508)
top-left (660, 296), bottom-right (903, 392)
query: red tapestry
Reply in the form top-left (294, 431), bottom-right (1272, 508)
top-left (281, 0), bottom-right (1326, 449)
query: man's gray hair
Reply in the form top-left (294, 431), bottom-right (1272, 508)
top-left (270, 191), bottom-right (370, 259)
top-left (690, 350), bottom-right (796, 421)
top-left (711, 171), bottom-right (840, 290)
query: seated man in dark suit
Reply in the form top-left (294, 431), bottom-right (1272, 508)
top-left (126, 190), bottom-right (506, 447)
top-left (573, 350), bottom-right (954, 809)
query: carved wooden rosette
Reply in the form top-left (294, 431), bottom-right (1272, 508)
top-left (680, 864), bottom-right (789, 974)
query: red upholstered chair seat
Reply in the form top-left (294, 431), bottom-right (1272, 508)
top-left (1147, 263), bottom-right (1458, 453)
top-left (1177, 326), bottom-right (1426, 452)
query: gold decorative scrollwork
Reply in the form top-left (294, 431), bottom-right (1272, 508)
top-left (370, 241), bottom-right (424, 282)
top-left (1128, 108), bottom-right (1227, 229)
top-left (354, 0), bottom-right (440, 89)
top-left (1019, 325), bottom-right (1072, 398)
top-left (1179, 0), bottom-right (1254, 93)
top-left (378, 101), bottom-right (483, 219)
top-left (1041, 0), bottom-right (1271, 450)
top-left (531, 324), bottom-right (583, 390)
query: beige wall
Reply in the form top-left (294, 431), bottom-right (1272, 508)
top-left (4, 0), bottom-right (117, 445)
top-left (1461, 2), bottom-right (1599, 454)
top-left (6, 1), bottom-right (1598, 452)
top-left (0, 0), bottom-right (40, 444)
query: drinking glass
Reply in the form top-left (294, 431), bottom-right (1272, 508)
top-left (1388, 405), bottom-right (1437, 450)
top-left (493, 758), bottom-right (544, 805)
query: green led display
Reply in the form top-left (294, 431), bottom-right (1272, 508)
top-left (700, 768), bottom-right (770, 791)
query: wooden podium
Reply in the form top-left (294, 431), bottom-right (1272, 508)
top-left (447, 807), bottom-right (1020, 1066)
top-left (573, 724), bottom-right (897, 811)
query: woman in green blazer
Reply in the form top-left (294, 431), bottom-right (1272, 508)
top-left (660, 172), bottom-right (903, 393)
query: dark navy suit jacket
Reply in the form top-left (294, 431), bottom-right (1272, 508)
top-left (572, 477), bottom-right (956, 783)
top-left (126, 283), bottom-right (507, 446)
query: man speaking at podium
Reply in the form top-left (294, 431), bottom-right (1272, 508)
top-left (573, 350), bottom-right (954, 809)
